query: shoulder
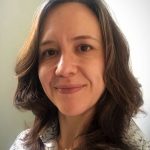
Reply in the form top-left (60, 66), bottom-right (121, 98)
top-left (9, 121), bottom-right (58, 150)
top-left (124, 119), bottom-right (150, 150)
top-left (10, 129), bottom-right (30, 150)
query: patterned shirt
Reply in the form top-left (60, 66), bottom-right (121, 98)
top-left (10, 120), bottom-right (150, 150)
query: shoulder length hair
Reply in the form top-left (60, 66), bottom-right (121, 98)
top-left (14, 0), bottom-right (143, 149)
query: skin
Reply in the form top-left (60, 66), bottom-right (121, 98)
top-left (38, 2), bottom-right (105, 149)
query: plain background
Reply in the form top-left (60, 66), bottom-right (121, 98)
top-left (0, 0), bottom-right (149, 149)
top-left (0, 1), bottom-right (41, 149)
top-left (106, 0), bottom-right (150, 139)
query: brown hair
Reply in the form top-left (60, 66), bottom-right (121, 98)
top-left (14, 0), bottom-right (143, 149)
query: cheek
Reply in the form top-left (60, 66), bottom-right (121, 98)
top-left (38, 65), bottom-right (53, 90)
top-left (88, 59), bottom-right (105, 92)
top-left (90, 68), bottom-right (105, 102)
top-left (88, 59), bottom-right (105, 81)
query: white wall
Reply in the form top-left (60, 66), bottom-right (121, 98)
top-left (0, 1), bottom-right (42, 149)
top-left (106, 0), bottom-right (150, 139)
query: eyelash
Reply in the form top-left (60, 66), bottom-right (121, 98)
top-left (77, 44), bottom-right (93, 52)
top-left (39, 44), bottom-right (93, 59)
top-left (40, 49), bottom-right (59, 59)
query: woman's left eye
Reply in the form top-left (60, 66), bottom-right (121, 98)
top-left (78, 44), bottom-right (93, 52)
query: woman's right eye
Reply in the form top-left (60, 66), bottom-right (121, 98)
top-left (40, 49), bottom-right (59, 59)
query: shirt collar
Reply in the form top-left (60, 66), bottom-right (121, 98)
top-left (39, 120), bottom-right (58, 149)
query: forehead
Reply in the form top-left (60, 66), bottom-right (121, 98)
top-left (46, 2), bottom-right (96, 19)
top-left (40, 2), bottom-right (101, 41)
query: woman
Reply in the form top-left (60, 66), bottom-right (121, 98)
top-left (10, 0), bottom-right (150, 149)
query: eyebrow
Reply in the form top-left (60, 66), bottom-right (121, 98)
top-left (40, 40), bottom-right (55, 47)
top-left (71, 35), bottom-right (100, 42)
top-left (40, 35), bottom-right (100, 47)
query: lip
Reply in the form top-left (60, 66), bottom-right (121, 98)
top-left (55, 84), bottom-right (86, 94)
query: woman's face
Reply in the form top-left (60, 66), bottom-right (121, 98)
top-left (38, 2), bottom-right (105, 117)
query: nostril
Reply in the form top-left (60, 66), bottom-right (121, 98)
top-left (54, 54), bottom-right (78, 77)
top-left (55, 61), bottom-right (77, 77)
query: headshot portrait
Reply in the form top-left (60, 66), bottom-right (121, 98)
top-left (1, 0), bottom-right (149, 150)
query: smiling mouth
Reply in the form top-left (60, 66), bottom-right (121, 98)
top-left (55, 85), bottom-right (86, 94)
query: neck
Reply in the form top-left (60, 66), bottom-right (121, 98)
top-left (58, 108), bottom-right (95, 149)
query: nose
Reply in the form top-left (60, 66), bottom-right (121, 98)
top-left (55, 53), bottom-right (78, 77)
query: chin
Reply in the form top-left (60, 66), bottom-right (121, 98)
top-left (59, 106), bottom-right (94, 117)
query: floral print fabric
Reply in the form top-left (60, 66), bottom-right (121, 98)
top-left (10, 120), bottom-right (150, 150)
